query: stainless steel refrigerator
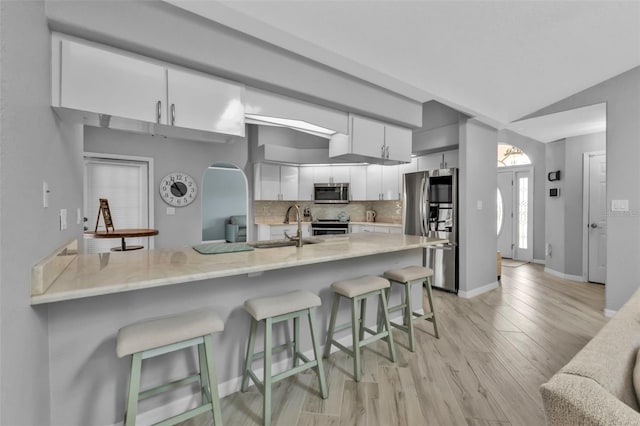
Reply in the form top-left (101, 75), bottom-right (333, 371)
top-left (403, 168), bottom-right (458, 293)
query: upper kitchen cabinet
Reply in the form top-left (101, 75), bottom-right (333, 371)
top-left (329, 114), bottom-right (412, 164)
top-left (417, 149), bottom-right (459, 171)
top-left (51, 34), bottom-right (245, 142)
top-left (166, 68), bottom-right (244, 136)
top-left (366, 164), bottom-right (400, 201)
top-left (254, 163), bottom-right (299, 201)
top-left (56, 39), bottom-right (166, 124)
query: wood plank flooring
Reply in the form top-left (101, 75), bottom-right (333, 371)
top-left (181, 263), bottom-right (607, 426)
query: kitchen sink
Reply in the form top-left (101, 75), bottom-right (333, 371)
top-left (248, 238), bottom-right (322, 249)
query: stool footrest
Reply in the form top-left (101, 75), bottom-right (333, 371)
top-left (413, 311), bottom-right (435, 320)
top-left (329, 340), bottom-right (354, 358)
top-left (248, 341), bottom-right (292, 364)
top-left (273, 360), bottom-right (319, 383)
top-left (359, 331), bottom-right (390, 347)
top-left (139, 373), bottom-right (201, 401)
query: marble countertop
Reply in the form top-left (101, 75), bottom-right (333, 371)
top-left (31, 233), bottom-right (446, 305)
top-left (255, 220), bottom-right (401, 227)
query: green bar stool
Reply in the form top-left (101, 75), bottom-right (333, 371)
top-left (116, 309), bottom-right (224, 426)
top-left (382, 265), bottom-right (439, 352)
top-left (323, 275), bottom-right (396, 382)
top-left (241, 290), bottom-right (328, 426)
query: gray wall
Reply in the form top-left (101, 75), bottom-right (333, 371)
top-left (498, 130), bottom-right (546, 261)
top-left (0, 1), bottom-right (84, 424)
top-left (44, 0), bottom-right (422, 128)
top-left (202, 168), bottom-right (248, 241)
top-left (523, 67), bottom-right (640, 311)
top-left (459, 118), bottom-right (498, 294)
top-left (84, 127), bottom-right (252, 248)
top-left (545, 141), bottom-right (566, 274)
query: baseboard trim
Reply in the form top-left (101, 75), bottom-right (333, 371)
top-left (604, 309), bottom-right (617, 318)
top-left (532, 258), bottom-right (545, 265)
top-left (458, 281), bottom-right (499, 299)
top-left (123, 311), bottom-right (408, 426)
top-left (544, 267), bottom-right (586, 282)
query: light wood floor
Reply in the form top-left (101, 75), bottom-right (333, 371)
top-left (182, 263), bottom-right (607, 426)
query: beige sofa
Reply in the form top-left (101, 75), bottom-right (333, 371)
top-left (540, 287), bottom-right (640, 425)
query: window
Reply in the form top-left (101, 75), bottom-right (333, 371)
top-left (498, 144), bottom-right (531, 167)
top-left (518, 177), bottom-right (529, 249)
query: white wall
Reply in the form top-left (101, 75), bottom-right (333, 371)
top-left (458, 118), bottom-right (499, 295)
top-left (545, 141), bottom-right (566, 273)
top-left (0, 1), bottom-right (84, 424)
top-left (523, 67), bottom-right (640, 311)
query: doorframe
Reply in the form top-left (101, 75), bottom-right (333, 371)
top-left (582, 150), bottom-right (606, 282)
top-left (84, 151), bottom-right (155, 248)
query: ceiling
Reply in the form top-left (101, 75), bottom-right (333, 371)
top-left (166, 1), bottom-right (639, 130)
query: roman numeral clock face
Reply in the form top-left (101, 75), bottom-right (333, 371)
top-left (160, 172), bottom-right (198, 207)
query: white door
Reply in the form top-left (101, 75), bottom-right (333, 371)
top-left (588, 154), bottom-right (606, 283)
top-left (84, 157), bottom-right (150, 253)
top-left (497, 171), bottom-right (514, 258)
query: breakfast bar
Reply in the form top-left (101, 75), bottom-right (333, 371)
top-left (35, 233), bottom-right (446, 425)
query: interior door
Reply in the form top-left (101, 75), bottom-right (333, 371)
top-left (588, 154), bottom-right (606, 283)
top-left (513, 169), bottom-right (533, 261)
top-left (497, 171), bottom-right (514, 258)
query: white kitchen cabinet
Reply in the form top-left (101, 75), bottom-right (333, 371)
top-left (417, 149), bottom-right (459, 171)
top-left (313, 165), bottom-right (350, 184)
top-left (254, 163), bottom-right (299, 201)
top-left (298, 166), bottom-right (315, 201)
top-left (58, 39), bottom-right (166, 124)
top-left (350, 223), bottom-right (402, 234)
top-left (349, 166), bottom-right (367, 201)
top-left (53, 35), bottom-right (245, 139)
top-left (329, 114), bottom-right (412, 164)
top-left (167, 68), bottom-right (244, 136)
top-left (366, 165), bottom-right (400, 200)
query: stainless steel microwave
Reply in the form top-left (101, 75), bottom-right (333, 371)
top-left (314, 183), bottom-right (349, 204)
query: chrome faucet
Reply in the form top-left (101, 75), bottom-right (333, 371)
top-left (284, 204), bottom-right (303, 247)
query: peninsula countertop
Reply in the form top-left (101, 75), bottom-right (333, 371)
top-left (31, 233), bottom-right (447, 305)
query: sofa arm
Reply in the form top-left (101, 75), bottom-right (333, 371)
top-left (541, 373), bottom-right (640, 425)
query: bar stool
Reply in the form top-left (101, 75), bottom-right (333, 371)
top-left (382, 265), bottom-right (439, 352)
top-left (241, 290), bottom-right (327, 426)
top-left (323, 275), bottom-right (396, 382)
top-left (116, 308), bottom-right (224, 426)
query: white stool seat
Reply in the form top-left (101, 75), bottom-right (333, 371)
top-left (117, 309), bottom-right (224, 358)
top-left (244, 289), bottom-right (321, 321)
top-left (383, 266), bottom-right (434, 283)
top-left (331, 275), bottom-right (390, 298)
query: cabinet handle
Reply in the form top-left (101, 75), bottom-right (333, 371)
top-left (385, 146), bottom-right (390, 159)
top-left (381, 145), bottom-right (385, 158)
top-left (156, 100), bottom-right (161, 124)
top-left (170, 103), bottom-right (176, 126)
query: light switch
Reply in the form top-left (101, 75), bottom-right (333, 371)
top-left (611, 200), bottom-right (629, 212)
top-left (166, 207), bottom-right (176, 216)
top-left (477, 200), bottom-right (483, 210)
top-left (60, 209), bottom-right (67, 231)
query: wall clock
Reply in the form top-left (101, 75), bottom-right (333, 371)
top-left (160, 172), bottom-right (198, 207)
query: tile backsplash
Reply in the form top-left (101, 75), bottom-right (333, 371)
top-left (254, 200), bottom-right (402, 224)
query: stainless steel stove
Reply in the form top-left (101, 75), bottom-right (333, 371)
top-left (311, 219), bottom-right (349, 236)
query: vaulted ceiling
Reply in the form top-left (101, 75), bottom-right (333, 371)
top-left (167, 1), bottom-right (640, 128)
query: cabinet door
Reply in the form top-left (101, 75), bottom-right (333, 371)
top-left (298, 167), bottom-right (315, 201)
top-left (366, 165), bottom-right (383, 200)
top-left (349, 224), bottom-right (362, 233)
top-left (417, 153), bottom-right (441, 171)
top-left (444, 150), bottom-right (459, 168)
top-left (381, 165), bottom-right (400, 200)
top-left (167, 68), bottom-right (244, 136)
top-left (258, 163), bottom-right (281, 200)
top-left (331, 165), bottom-right (351, 183)
top-left (389, 227), bottom-right (403, 234)
top-left (313, 166), bottom-right (331, 184)
top-left (349, 166), bottom-right (367, 201)
top-left (384, 124), bottom-right (412, 163)
top-left (351, 115), bottom-right (385, 159)
top-left (373, 226), bottom-right (389, 233)
top-left (280, 165), bottom-right (299, 201)
top-left (59, 40), bottom-right (166, 123)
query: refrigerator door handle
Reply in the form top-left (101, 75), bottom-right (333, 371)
top-left (420, 176), bottom-right (427, 236)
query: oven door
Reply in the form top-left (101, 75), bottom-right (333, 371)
top-left (312, 227), bottom-right (348, 236)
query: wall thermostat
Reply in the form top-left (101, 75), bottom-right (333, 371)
top-left (548, 171), bottom-right (561, 181)
top-left (549, 188), bottom-right (560, 197)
